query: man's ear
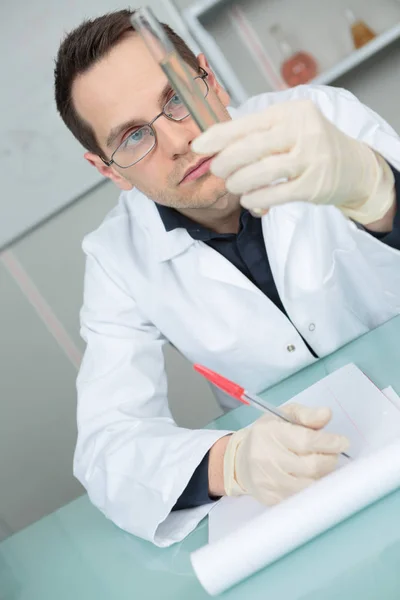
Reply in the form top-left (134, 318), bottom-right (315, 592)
top-left (197, 53), bottom-right (230, 107)
top-left (84, 152), bottom-right (133, 191)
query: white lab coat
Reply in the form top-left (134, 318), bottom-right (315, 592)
top-left (75, 85), bottom-right (400, 547)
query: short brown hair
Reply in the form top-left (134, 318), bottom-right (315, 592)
top-left (54, 9), bottom-right (199, 157)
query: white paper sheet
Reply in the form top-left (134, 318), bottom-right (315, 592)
top-left (209, 366), bottom-right (400, 546)
top-left (192, 365), bottom-right (400, 595)
top-left (275, 363), bottom-right (400, 458)
top-left (206, 386), bottom-right (400, 545)
top-left (192, 438), bottom-right (400, 596)
top-left (382, 386), bottom-right (400, 410)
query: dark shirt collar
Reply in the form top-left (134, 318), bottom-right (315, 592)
top-left (155, 202), bottom-right (249, 241)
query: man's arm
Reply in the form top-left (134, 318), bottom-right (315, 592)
top-left (191, 86), bottom-right (400, 228)
top-left (363, 197), bottom-right (396, 234)
top-left (362, 164), bottom-right (400, 251)
top-left (208, 435), bottom-right (231, 496)
top-left (172, 436), bottom-right (230, 511)
top-left (76, 250), bottom-right (230, 546)
top-left (187, 406), bottom-right (348, 509)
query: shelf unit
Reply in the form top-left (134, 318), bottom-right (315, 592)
top-left (183, 0), bottom-right (400, 104)
top-left (313, 21), bottom-right (400, 85)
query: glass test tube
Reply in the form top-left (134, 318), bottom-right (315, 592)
top-left (130, 7), bottom-right (221, 132)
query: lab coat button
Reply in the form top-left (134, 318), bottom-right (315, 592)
top-left (309, 323), bottom-right (316, 331)
top-left (287, 344), bottom-right (296, 352)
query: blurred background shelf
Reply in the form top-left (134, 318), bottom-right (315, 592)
top-left (313, 21), bottom-right (400, 84)
top-left (183, 0), bottom-right (400, 103)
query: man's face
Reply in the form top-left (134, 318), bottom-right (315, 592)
top-left (73, 34), bottom-right (233, 210)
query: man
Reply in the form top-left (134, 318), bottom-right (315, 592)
top-left (54, 10), bottom-right (400, 547)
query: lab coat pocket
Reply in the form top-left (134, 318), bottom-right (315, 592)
top-left (332, 245), bottom-right (398, 330)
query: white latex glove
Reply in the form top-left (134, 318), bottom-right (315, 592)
top-left (223, 402), bottom-right (350, 506)
top-left (192, 99), bottom-right (394, 224)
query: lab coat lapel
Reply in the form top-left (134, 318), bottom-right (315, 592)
top-left (261, 204), bottom-right (298, 301)
top-left (134, 192), bottom-right (196, 262)
top-left (197, 243), bottom-right (261, 294)
top-left (135, 189), bottom-right (276, 295)
top-left (262, 202), bottom-right (356, 303)
top-left (140, 192), bottom-right (261, 293)
top-left (156, 228), bottom-right (195, 262)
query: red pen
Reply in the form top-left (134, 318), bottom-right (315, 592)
top-left (194, 364), bottom-right (351, 460)
top-left (194, 364), bottom-right (296, 420)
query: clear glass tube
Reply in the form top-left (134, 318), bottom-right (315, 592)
top-left (130, 8), bottom-right (221, 132)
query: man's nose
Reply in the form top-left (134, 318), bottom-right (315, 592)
top-left (155, 116), bottom-right (198, 157)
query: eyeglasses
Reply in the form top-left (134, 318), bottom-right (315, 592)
top-left (100, 68), bottom-right (209, 169)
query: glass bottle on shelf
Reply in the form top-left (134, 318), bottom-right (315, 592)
top-left (269, 24), bottom-right (318, 87)
top-left (345, 9), bottom-right (376, 49)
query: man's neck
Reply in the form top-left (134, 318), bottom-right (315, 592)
top-left (178, 196), bottom-right (242, 234)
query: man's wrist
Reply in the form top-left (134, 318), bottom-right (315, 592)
top-left (362, 196), bottom-right (396, 233)
top-left (341, 152), bottom-right (395, 226)
top-left (208, 435), bottom-right (231, 498)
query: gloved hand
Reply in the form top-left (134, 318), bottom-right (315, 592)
top-left (223, 402), bottom-right (349, 506)
top-left (192, 99), bottom-right (394, 224)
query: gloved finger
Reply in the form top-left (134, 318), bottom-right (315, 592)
top-left (240, 176), bottom-right (307, 210)
top-left (226, 154), bottom-right (302, 195)
top-left (267, 443), bottom-right (337, 479)
top-left (281, 403), bottom-right (332, 430)
top-left (192, 111), bottom-right (276, 155)
top-left (192, 99), bottom-right (316, 155)
top-left (276, 422), bottom-right (350, 455)
top-left (286, 451), bottom-right (338, 479)
top-left (210, 128), bottom-right (293, 179)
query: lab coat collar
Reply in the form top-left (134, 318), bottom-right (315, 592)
top-left (130, 190), bottom-right (261, 293)
top-left (156, 227), bottom-right (196, 262)
top-left (132, 190), bottom-right (196, 262)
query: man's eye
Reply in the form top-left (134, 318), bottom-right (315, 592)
top-left (123, 129), bottom-right (145, 147)
top-left (169, 94), bottom-right (182, 106)
top-left (130, 130), bottom-right (144, 142)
